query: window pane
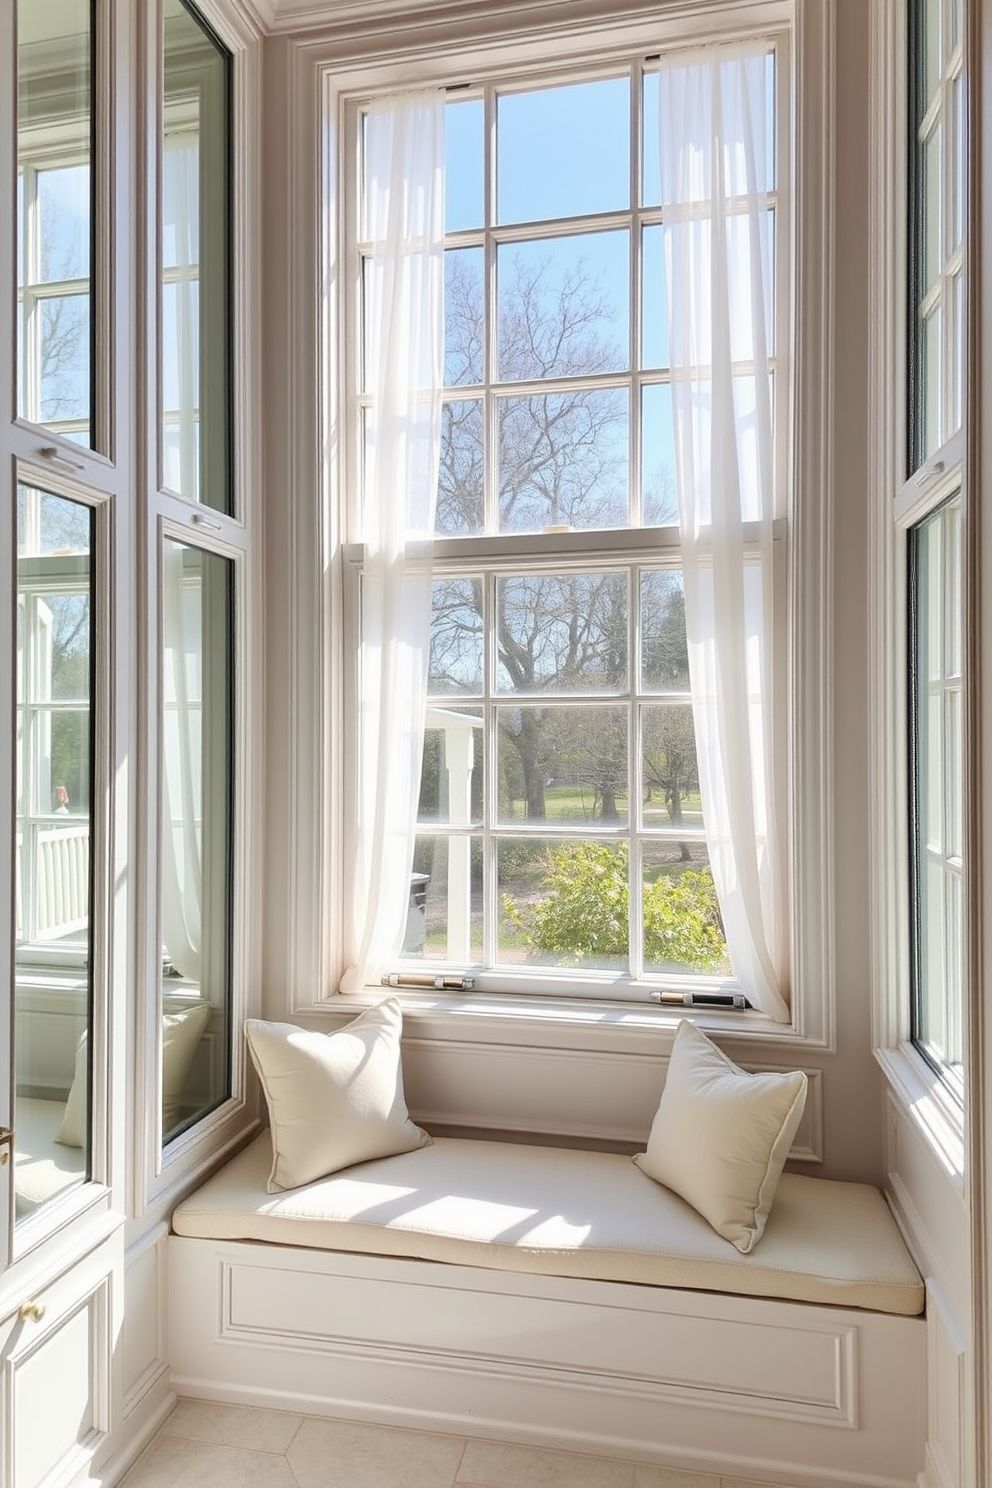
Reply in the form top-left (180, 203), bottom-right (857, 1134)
top-left (497, 838), bottom-right (628, 971)
top-left (417, 710), bottom-right (483, 824)
top-left (17, 0), bottom-right (93, 443)
top-left (497, 705), bottom-right (628, 826)
top-left (641, 225), bottom-right (669, 370)
top-left (641, 704), bottom-right (700, 834)
top-left (429, 577), bottom-right (484, 693)
top-left (640, 572), bottom-right (689, 691)
top-left (160, 540), bottom-right (234, 1141)
top-left (497, 389), bottom-right (629, 531)
top-left (497, 232), bottom-right (630, 379)
top-left (496, 572), bottom-right (628, 694)
top-left (14, 485), bottom-right (95, 1222)
top-left (923, 122), bottom-right (942, 293)
top-left (162, 0), bottom-right (232, 511)
top-left (408, 835), bottom-right (483, 961)
top-left (438, 400), bottom-right (484, 536)
top-left (910, 495), bottom-right (963, 1077)
top-left (641, 842), bottom-right (730, 976)
top-left (641, 384), bottom-right (678, 526)
top-left (497, 77), bottom-right (630, 224)
top-left (445, 247), bottom-right (484, 385)
top-left (445, 97), bottom-right (484, 233)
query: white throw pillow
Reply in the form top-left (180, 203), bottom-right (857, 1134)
top-left (56, 1002), bottom-right (212, 1147)
top-left (634, 1019), bottom-right (807, 1253)
top-left (244, 999), bottom-right (431, 1193)
top-left (162, 1001), bottom-right (213, 1130)
top-left (55, 1032), bottom-right (88, 1147)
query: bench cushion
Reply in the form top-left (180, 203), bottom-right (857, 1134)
top-left (172, 1133), bottom-right (924, 1316)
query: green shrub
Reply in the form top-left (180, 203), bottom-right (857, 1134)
top-left (504, 841), bottom-right (727, 971)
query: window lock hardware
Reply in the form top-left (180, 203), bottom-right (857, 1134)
top-left (651, 990), bottom-right (749, 1009)
top-left (18, 1301), bottom-right (46, 1324)
top-left (916, 458), bottom-right (946, 486)
top-left (382, 973), bottom-right (476, 992)
top-left (39, 445), bottom-right (85, 473)
top-left (191, 512), bottom-right (223, 532)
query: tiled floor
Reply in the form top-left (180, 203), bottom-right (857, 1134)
top-left (118, 1400), bottom-right (791, 1488)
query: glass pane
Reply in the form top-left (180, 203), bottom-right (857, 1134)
top-left (641, 384), bottom-right (678, 526)
top-left (445, 97), bottom-right (484, 233)
top-left (14, 486), bottom-right (94, 1222)
top-left (641, 704), bottom-right (701, 835)
top-left (951, 70), bottom-right (964, 252)
top-left (428, 577), bottom-right (484, 694)
top-left (911, 495), bottom-right (964, 1075)
top-left (497, 389), bottom-right (629, 531)
top-left (417, 709), bottom-right (483, 824)
top-left (17, 1), bottom-right (93, 443)
top-left (641, 841), bottom-right (730, 976)
top-left (923, 121), bottom-right (942, 293)
top-left (641, 225), bottom-right (669, 370)
top-left (445, 247), bottom-right (484, 385)
top-left (497, 77), bottom-right (630, 224)
top-left (162, 0), bottom-right (231, 511)
top-left (640, 572), bottom-right (689, 691)
top-left (408, 836), bottom-right (483, 963)
top-left (923, 0), bottom-right (942, 103)
top-left (496, 572), bottom-right (628, 694)
top-left (498, 838), bottom-right (628, 971)
top-left (438, 399), bottom-right (484, 535)
top-left (497, 705), bottom-right (628, 826)
top-left (160, 540), bottom-right (234, 1142)
top-left (922, 304), bottom-right (942, 458)
top-left (497, 232), bottom-right (630, 379)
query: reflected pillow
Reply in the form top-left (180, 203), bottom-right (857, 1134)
top-left (634, 1019), bottom-right (807, 1253)
top-left (55, 1032), bottom-right (88, 1148)
top-left (162, 1001), bottom-right (213, 1130)
top-left (55, 1001), bottom-right (212, 1147)
top-left (244, 999), bottom-right (431, 1194)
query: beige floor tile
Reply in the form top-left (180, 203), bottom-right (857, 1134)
top-left (287, 1416), bottom-right (466, 1488)
top-left (118, 1434), bottom-right (299, 1488)
top-left (456, 1439), bottom-right (634, 1488)
top-left (633, 1468), bottom-right (722, 1488)
top-left (164, 1398), bottom-right (304, 1453)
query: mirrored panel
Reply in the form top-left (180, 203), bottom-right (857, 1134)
top-left (160, 539), bottom-right (233, 1142)
top-left (162, 0), bottom-right (232, 510)
top-left (16, 1), bottom-right (93, 445)
top-left (14, 485), bottom-right (94, 1221)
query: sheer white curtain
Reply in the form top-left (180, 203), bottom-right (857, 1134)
top-left (657, 46), bottom-right (789, 1021)
top-left (340, 90), bottom-right (445, 993)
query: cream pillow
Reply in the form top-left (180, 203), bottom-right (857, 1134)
top-left (56, 1002), bottom-right (212, 1147)
top-left (634, 1019), bottom-right (807, 1253)
top-left (244, 999), bottom-right (431, 1193)
top-left (55, 1032), bottom-right (89, 1147)
top-left (162, 1001), bottom-right (213, 1130)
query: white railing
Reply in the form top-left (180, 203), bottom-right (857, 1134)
top-left (14, 822), bottom-right (90, 943)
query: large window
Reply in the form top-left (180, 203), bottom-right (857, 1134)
top-left (348, 53), bottom-right (789, 1002)
top-left (905, 0), bottom-right (965, 1084)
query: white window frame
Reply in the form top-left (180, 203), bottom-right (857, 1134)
top-left (300, 0), bottom-right (836, 1049)
top-left (343, 54), bottom-right (790, 1004)
top-left (869, 0), bottom-right (967, 1176)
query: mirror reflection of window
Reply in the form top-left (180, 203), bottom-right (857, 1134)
top-left (16, 0), bottom-right (93, 445)
top-left (162, 0), bottom-right (231, 511)
top-left (14, 486), bottom-right (94, 1222)
top-left (160, 539), bottom-right (233, 1142)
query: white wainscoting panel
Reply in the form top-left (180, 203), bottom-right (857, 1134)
top-left (170, 1235), bottom-right (925, 1488)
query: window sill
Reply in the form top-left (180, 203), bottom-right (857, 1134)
top-left (875, 1041), bottom-right (965, 1191)
top-left (322, 984), bottom-right (814, 1055)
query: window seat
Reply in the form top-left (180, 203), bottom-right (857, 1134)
top-left (169, 1132), bottom-right (926, 1487)
top-left (171, 1131), bottom-right (923, 1315)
